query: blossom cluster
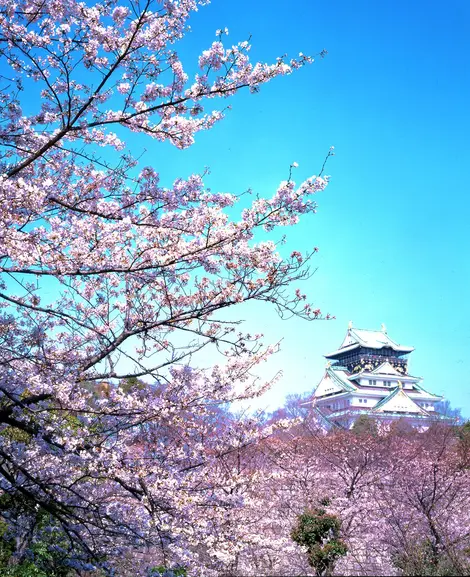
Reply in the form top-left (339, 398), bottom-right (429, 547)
top-left (0, 0), bottom-right (329, 573)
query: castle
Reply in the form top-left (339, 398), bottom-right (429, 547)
top-left (311, 323), bottom-right (446, 428)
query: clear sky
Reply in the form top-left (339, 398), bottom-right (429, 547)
top-left (141, 0), bottom-right (470, 417)
top-left (20, 0), bottom-right (470, 416)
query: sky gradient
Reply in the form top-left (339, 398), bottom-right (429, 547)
top-left (137, 0), bottom-right (470, 417)
top-left (18, 0), bottom-right (467, 416)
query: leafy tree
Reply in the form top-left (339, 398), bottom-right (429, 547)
top-left (436, 399), bottom-right (463, 423)
top-left (393, 539), bottom-right (470, 576)
top-left (351, 414), bottom-right (378, 437)
top-left (291, 502), bottom-right (348, 577)
top-left (458, 421), bottom-right (470, 437)
top-left (0, 0), bottom-right (330, 573)
top-left (0, 493), bottom-right (100, 576)
top-left (388, 416), bottom-right (415, 437)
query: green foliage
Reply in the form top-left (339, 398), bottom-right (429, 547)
top-left (291, 503), bottom-right (348, 576)
top-left (455, 421), bottom-right (470, 467)
top-left (307, 541), bottom-right (348, 576)
top-left (388, 417), bottom-right (415, 437)
top-left (456, 421), bottom-right (470, 442)
top-left (0, 530), bottom-right (73, 577)
top-left (149, 566), bottom-right (187, 577)
top-left (1, 561), bottom-right (49, 577)
top-left (0, 500), bottom-right (95, 577)
top-left (0, 518), bottom-right (15, 568)
top-left (119, 377), bottom-right (148, 394)
top-left (351, 414), bottom-right (378, 437)
top-left (393, 540), bottom-right (470, 576)
top-left (0, 426), bottom-right (32, 444)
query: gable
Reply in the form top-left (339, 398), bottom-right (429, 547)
top-left (373, 389), bottom-right (428, 414)
top-left (371, 361), bottom-right (403, 376)
top-left (314, 373), bottom-right (344, 398)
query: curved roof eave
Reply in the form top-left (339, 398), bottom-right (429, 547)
top-left (325, 342), bottom-right (414, 358)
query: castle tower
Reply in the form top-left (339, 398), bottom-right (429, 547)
top-left (311, 323), bottom-right (446, 428)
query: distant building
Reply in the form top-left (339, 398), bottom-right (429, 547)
top-left (310, 323), bottom-right (447, 429)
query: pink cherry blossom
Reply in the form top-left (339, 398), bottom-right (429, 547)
top-left (0, 0), bottom-right (329, 573)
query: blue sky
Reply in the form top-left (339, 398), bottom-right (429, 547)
top-left (142, 0), bottom-right (470, 416)
top-left (15, 0), bottom-right (470, 415)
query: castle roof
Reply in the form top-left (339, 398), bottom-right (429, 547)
top-left (313, 366), bottom-right (442, 401)
top-left (312, 367), bottom-right (357, 398)
top-left (372, 386), bottom-right (429, 415)
top-left (325, 325), bottom-right (414, 358)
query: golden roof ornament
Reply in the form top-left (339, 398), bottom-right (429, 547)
top-left (381, 323), bottom-right (387, 333)
top-left (348, 320), bottom-right (353, 330)
top-left (325, 360), bottom-right (331, 369)
top-left (397, 381), bottom-right (403, 389)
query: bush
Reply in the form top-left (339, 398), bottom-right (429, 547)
top-left (291, 504), bottom-right (348, 576)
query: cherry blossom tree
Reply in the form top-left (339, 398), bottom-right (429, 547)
top-left (236, 415), bottom-right (470, 577)
top-left (375, 425), bottom-right (470, 576)
top-left (0, 0), bottom-right (331, 573)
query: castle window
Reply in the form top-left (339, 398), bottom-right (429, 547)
top-left (369, 379), bottom-right (377, 386)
